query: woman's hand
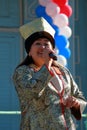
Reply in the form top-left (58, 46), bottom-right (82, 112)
top-left (63, 96), bottom-right (80, 108)
top-left (42, 48), bottom-right (54, 70)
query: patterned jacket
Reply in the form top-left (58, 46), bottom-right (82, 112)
top-left (13, 64), bottom-right (87, 130)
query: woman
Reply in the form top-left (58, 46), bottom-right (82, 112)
top-left (13, 31), bottom-right (86, 130)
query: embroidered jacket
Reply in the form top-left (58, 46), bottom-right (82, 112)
top-left (13, 64), bottom-right (87, 130)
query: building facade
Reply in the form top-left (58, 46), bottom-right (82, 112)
top-left (0, 0), bottom-right (87, 130)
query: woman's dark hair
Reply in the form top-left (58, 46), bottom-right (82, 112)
top-left (16, 55), bottom-right (34, 68)
top-left (16, 54), bottom-right (59, 69)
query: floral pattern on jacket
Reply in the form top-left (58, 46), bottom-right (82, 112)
top-left (13, 64), bottom-right (87, 130)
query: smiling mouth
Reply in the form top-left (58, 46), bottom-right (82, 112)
top-left (37, 52), bottom-right (44, 57)
top-left (38, 52), bottom-right (43, 55)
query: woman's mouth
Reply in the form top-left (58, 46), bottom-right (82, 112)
top-left (37, 52), bottom-right (43, 56)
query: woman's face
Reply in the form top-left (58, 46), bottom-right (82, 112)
top-left (29, 38), bottom-right (54, 67)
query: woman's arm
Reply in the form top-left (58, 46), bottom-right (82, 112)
top-left (13, 65), bottom-right (52, 94)
top-left (68, 70), bottom-right (87, 120)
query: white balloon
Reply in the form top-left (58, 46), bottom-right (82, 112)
top-left (57, 55), bottom-right (67, 66)
top-left (46, 2), bottom-right (60, 17)
top-left (53, 13), bottom-right (69, 28)
top-left (39, 0), bottom-right (51, 7)
top-left (66, 41), bottom-right (70, 48)
top-left (54, 47), bottom-right (59, 55)
top-left (59, 26), bottom-right (72, 38)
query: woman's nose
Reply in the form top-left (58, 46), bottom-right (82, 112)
top-left (40, 45), bottom-right (46, 48)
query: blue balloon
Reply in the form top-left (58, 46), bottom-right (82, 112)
top-left (49, 22), bottom-right (59, 34)
top-left (59, 47), bottom-right (71, 59)
top-left (35, 5), bottom-right (45, 17)
top-left (43, 13), bottom-right (53, 25)
top-left (54, 34), bottom-right (67, 49)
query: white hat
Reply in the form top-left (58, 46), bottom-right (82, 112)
top-left (19, 17), bottom-right (55, 40)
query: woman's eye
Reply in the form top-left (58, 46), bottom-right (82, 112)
top-left (44, 43), bottom-right (49, 46)
top-left (34, 42), bottom-right (50, 47)
top-left (35, 42), bottom-right (41, 46)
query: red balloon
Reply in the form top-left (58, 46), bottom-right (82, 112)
top-left (60, 4), bottom-right (72, 17)
top-left (52, 0), bottom-right (68, 6)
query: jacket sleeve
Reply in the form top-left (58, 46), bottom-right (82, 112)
top-left (12, 65), bottom-right (52, 94)
top-left (68, 70), bottom-right (87, 120)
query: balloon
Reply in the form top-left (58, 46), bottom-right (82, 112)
top-left (54, 34), bottom-right (67, 49)
top-left (48, 22), bottom-right (59, 34)
top-left (51, 24), bottom-right (59, 34)
top-left (39, 0), bottom-right (51, 7)
top-left (42, 13), bottom-right (53, 25)
top-left (60, 4), bottom-right (72, 17)
top-left (53, 13), bottom-right (69, 28)
top-left (35, 5), bottom-right (45, 17)
top-left (46, 2), bottom-right (60, 18)
top-left (66, 41), bottom-right (70, 48)
top-left (57, 55), bottom-right (67, 66)
top-left (59, 47), bottom-right (71, 58)
top-left (59, 26), bottom-right (72, 38)
top-left (52, 0), bottom-right (68, 6)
